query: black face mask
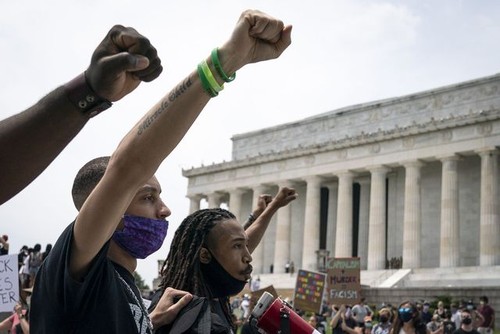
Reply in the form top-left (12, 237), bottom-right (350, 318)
top-left (201, 248), bottom-right (247, 298)
top-left (462, 318), bottom-right (472, 325)
top-left (379, 315), bottom-right (389, 323)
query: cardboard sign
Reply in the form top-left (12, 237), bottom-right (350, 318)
top-left (0, 254), bottom-right (19, 312)
top-left (251, 285), bottom-right (279, 303)
top-left (293, 269), bottom-right (326, 314)
top-left (326, 257), bottom-right (361, 306)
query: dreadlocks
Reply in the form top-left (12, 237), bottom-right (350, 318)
top-left (159, 208), bottom-right (237, 329)
top-left (159, 207), bottom-right (236, 296)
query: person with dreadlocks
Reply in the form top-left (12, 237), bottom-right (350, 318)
top-left (149, 186), bottom-right (297, 334)
top-left (30, 9), bottom-right (292, 334)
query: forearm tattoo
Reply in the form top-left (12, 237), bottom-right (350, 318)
top-left (137, 77), bottom-right (192, 135)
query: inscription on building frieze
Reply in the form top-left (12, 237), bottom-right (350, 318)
top-left (305, 155), bottom-right (316, 165)
top-left (337, 149), bottom-right (348, 159)
top-left (370, 143), bottom-right (381, 154)
top-left (441, 130), bottom-right (453, 143)
top-left (228, 76), bottom-right (500, 162)
top-left (478, 123), bottom-right (493, 135)
top-left (403, 137), bottom-right (415, 148)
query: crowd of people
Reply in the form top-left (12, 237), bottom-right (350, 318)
top-left (17, 243), bottom-right (52, 289)
top-left (0, 234), bottom-right (53, 290)
top-left (229, 296), bottom-right (495, 334)
top-left (0, 5), bottom-right (496, 334)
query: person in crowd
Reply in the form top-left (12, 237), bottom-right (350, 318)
top-left (0, 235), bottom-right (9, 255)
top-left (451, 303), bottom-right (462, 330)
top-left (240, 294), bottom-right (251, 321)
top-left (0, 25), bottom-right (163, 206)
top-left (465, 300), bottom-right (484, 329)
top-left (372, 307), bottom-right (392, 334)
top-left (363, 316), bottom-right (373, 334)
top-left (443, 310), bottom-right (457, 334)
top-left (435, 301), bottom-right (447, 320)
top-left (477, 296), bottom-right (494, 334)
top-left (352, 298), bottom-right (373, 326)
top-left (331, 305), bottom-right (358, 334)
top-left (391, 301), bottom-right (431, 334)
top-left (18, 245), bottom-right (29, 270)
top-left (421, 301), bottom-right (433, 324)
top-left (309, 314), bottom-right (327, 334)
top-left (30, 9), bottom-right (292, 334)
top-left (453, 309), bottom-right (480, 334)
top-left (19, 249), bottom-right (31, 289)
top-left (427, 314), bottom-right (444, 334)
top-left (41, 243), bottom-right (52, 261)
top-left (28, 244), bottom-right (43, 287)
top-left (0, 293), bottom-right (30, 334)
top-left (150, 186), bottom-right (297, 333)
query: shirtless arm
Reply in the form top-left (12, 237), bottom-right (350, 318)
top-left (0, 25), bottom-right (162, 205)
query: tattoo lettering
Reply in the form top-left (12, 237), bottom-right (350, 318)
top-left (137, 77), bottom-right (193, 135)
top-left (137, 99), bottom-right (169, 135)
top-left (169, 77), bottom-right (192, 102)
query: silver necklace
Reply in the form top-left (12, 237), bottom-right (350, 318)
top-left (115, 270), bottom-right (153, 333)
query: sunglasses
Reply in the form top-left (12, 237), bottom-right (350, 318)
top-left (399, 307), bottom-right (412, 313)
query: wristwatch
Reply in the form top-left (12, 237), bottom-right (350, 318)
top-left (65, 72), bottom-right (112, 118)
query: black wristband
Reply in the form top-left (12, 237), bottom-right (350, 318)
top-left (248, 213), bottom-right (256, 223)
top-left (65, 72), bottom-right (112, 118)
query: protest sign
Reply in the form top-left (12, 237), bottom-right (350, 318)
top-left (293, 269), bottom-right (326, 314)
top-left (0, 254), bottom-right (19, 312)
top-left (326, 257), bottom-right (361, 305)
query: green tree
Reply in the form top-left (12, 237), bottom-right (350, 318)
top-left (133, 271), bottom-right (150, 291)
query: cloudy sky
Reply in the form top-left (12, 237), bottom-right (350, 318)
top-left (1, 0), bottom-right (500, 286)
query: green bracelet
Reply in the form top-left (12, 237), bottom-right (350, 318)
top-left (200, 60), bottom-right (223, 93)
top-left (211, 48), bottom-right (236, 82)
top-left (197, 63), bottom-right (218, 97)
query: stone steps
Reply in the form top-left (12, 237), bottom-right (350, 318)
top-left (252, 266), bottom-right (500, 290)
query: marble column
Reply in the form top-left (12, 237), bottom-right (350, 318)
top-left (325, 182), bottom-right (338, 257)
top-left (439, 155), bottom-right (460, 267)
top-left (367, 166), bottom-right (389, 270)
top-left (477, 149), bottom-right (500, 266)
top-left (228, 188), bottom-right (246, 224)
top-left (335, 172), bottom-right (354, 258)
top-left (274, 181), bottom-right (294, 274)
top-left (187, 194), bottom-right (202, 214)
top-left (207, 192), bottom-right (223, 208)
top-left (402, 161), bottom-right (423, 269)
top-left (250, 185), bottom-right (269, 274)
top-left (302, 176), bottom-right (322, 271)
top-left (357, 177), bottom-right (370, 269)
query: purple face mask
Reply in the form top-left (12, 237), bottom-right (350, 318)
top-left (112, 214), bottom-right (168, 259)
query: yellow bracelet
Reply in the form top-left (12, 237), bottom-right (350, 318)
top-left (200, 60), bottom-right (223, 93)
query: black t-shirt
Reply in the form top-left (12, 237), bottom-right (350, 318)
top-left (31, 222), bottom-right (152, 334)
top-left (453, 328), bottom-right (480, 334)
top-left (333, 317), bottom-right (357, 334)
top-left (443, 320), bottom-right (457, 334)
top-left (149, 290), bottom-right (233, 334)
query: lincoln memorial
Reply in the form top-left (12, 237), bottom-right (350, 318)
top-left (181, 73), bottom-right (500, 288)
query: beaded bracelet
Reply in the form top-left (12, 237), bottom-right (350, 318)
top-left (211, 48), bottom-right (236, 82)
